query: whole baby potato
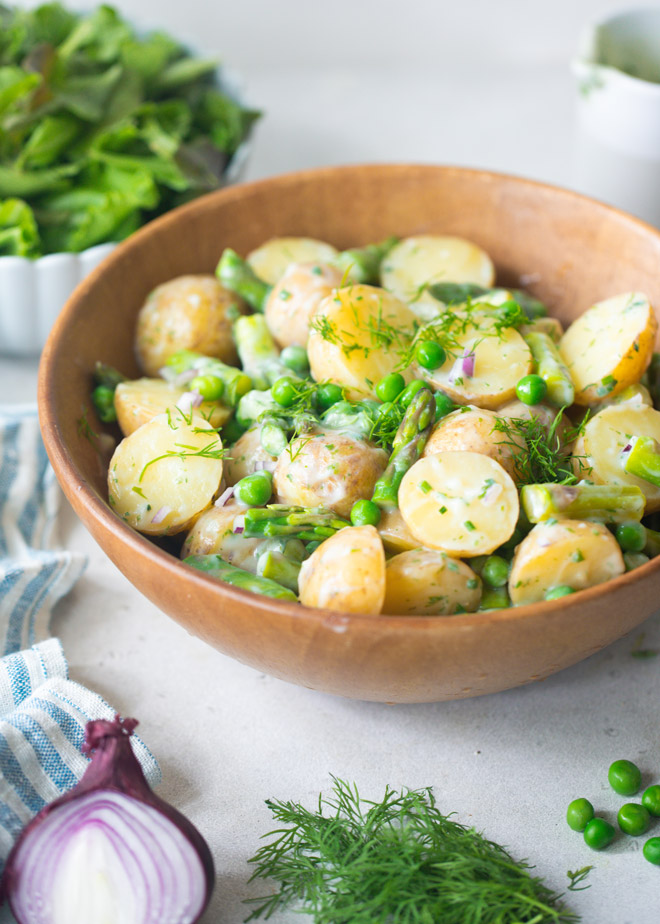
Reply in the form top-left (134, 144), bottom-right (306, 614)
top-left (423, 406), bottom-right (524, 479)
top-left (223, 426), bottom-right (279, 486)
top-left (265, 262), bottom-right (343, 347)
top-left (135, 275), bottom-right (245, 376)
top-left (273, 430), bottom-right (387, 518)
top-left (181, 502), bottom-right (262, 572)
top-left (298, 525), bottom-right (385, 614)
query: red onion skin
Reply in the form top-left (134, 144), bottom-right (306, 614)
top-left (1, 716), bottom-right (214, 922)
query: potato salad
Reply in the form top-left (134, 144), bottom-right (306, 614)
top-left (93, 232), bottom-right (660, 615)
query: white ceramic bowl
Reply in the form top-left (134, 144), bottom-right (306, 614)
top-left (0, 69), bottom-right (254, 358)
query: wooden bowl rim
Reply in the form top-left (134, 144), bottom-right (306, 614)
top-left (38, 162), bottom-right (660, 636)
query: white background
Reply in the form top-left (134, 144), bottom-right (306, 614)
top-left (4, 2), bottom-right (660, 922)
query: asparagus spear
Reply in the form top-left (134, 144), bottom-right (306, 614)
top-left (234, 314), bottom-right (293, 389)
top-left (334, 235), bottom-right (399, 284)
top-left (165, 350), bottom-right (252, 407)
top-left (183, 554), bottom-right (298, 601)
top-left (524, 330), bottom-right (575, 407)
top-left (256, 550), bottom-right (301, 592)
top-left (91, 362), bottom-right (127, 423)
top-left (371, 387), bottom-right (435, 509)
top-left (216, 248), bottom-right (271, 312)
top-left (624, 436), bottom-right (660, 487)
top-left (321, 400), bottom-right (376, 441)
top-left (428, 282), bottom-right (548, 320)
top-left (243, 505), bottom-right (350, 541)
top-left (521, 483), bottom-right (646, 525)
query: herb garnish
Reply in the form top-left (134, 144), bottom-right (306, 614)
top-left (138, 438), bottom-right (227, 482)
top-left (566, 866), bottom-right (593, 892)
top-left (492, 410), bottom-right (591, 487)
top-left (246, 778), bottom-right (579, 923)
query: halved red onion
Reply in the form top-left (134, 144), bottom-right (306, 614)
top-left (150, 505), bottom-right (171, 525)
top-left (233, 514), bottom-right (246, 534)
top-left (2, 716), bottom-right (214, 924)
top-left (214, 486), bottom-right (234, 508)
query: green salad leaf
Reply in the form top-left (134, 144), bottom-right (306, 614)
top-left (0, 2), bottom-right (260, 256)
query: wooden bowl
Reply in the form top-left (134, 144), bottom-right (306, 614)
top-left (38, 164), bottom-right (660, 703)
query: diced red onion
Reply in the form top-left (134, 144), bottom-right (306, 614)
top-left (554, 485), bottom-right (579, 509)
top-left (537, 536), bottom-right (555, 547)
top-left (2, 716), bottom-right (214, 924)
top-left (233, 514), bottom-right (246, 534)
top-left (253, 459), bottom-right (277, 473)
top-left (482, 483), bottom-right (502, 505)
top-left (177, 390), bottom-right (203, 413)
top-left (215, 486), bottom-right (234, 508)
top-left (158, 365), bottom-right (178, 384)
top-left (150, 505), bottom-right (171, 525)
top-left (461, 350), bottom-right (476, 378)
top-left (175, 369), bottom-right (199, 388)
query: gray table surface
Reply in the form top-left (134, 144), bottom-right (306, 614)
top-left (2, 2), bottom-right (660, 921)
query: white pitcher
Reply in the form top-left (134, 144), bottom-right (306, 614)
top-left (573, 8), bottom-right (660, 226)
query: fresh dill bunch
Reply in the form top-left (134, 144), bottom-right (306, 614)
top-left (491, 411), bottom-right (590, 487)
top-left (245, 778), bottom-right (579, 924)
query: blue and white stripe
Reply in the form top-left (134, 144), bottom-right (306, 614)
top-left (0, 407), bottom-right (160, 872)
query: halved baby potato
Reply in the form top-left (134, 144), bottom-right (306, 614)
top-left (577, 404), bottom-right (660, 512)
top-left (298, 525), bottom-right (385, 614)
top-left (223, 426), bottom-right (278, 486)
top-left (398, 452), bottom-right (519, 557)
top-left (422, 406), bottom-right (525, 479)
top-left (383, 549), bottom-right (481, 615)
top-left (417, 320), bottom-right (533, 409)
top-left (380, 235), bottom-right (495, 318)
top-left (247, 236), bottom-right (339, 284)
top-left (559, 292), bottom-right (656, 405)
top-left (508, 519), bottom-right (625, 605)
top-left (114, 378), bottom-right (230, 437)
top-left (307, 284), bottom-right (418, 400)
top-left (107, 409), bottom-right (224, 535)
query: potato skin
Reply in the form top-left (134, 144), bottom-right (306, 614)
top-left (508, 519), bottom-right (624, 605)
top-left (135, 275), bottom-right (245, 376)
top-left (298, 525), bottom-right (385, 614)
top-left (265, 262), bottom-right (343, 347)
top-left (273, 430), bottom-right (387, 518)
top-left (181, 503), bottom-right (262, 571)
top-left (224, 426), bottom-right (278, 486)
top-left (423, 406), bottom-right (524, 478)
top-left (383, 549), bottom-right (481, 615)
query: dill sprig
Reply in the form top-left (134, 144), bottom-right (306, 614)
top-left (138, 438), bottom-right (228, 482)
top-left (566, 866), bottom-right (593, 892)
top-left (245, 778), bottom-right (579, 924)
top-left (492, 411), bottom-right (590, 487)
top-left (311, 296), bottom-right (413, 360)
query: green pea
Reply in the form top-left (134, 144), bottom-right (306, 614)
top-left (91, 385), bottom-right (117, 423)
top-left (618, 802), bottom-right (650, 836)
top-left (434, 390), bottom-right (455, 420)
top-left (271, 376), bottom-right (299, 407)
top-left (376, 372), bottom-right (405, 403)
top-left (545, 585), bottom-right (575, 600)
top-left (643, 837), bottom-right (660, 865)
top-left (616, 521), bottom-right (647, 553)
top-left (515, 374), bottom-right (547, 406)
top-left (481, 555), bottom-right (509, 588)
top-left (233, 471), bottom-right (273, 507)
top-left (415, 340), bottom-right (446, 370)
top-left (566, 798), bottom-right (595, 832)
top-left (316, 383), bottom-right (344, 411)
top-left (642, 784), bottom-right (660, 816)
top-left (280, 345), bottom-right (310, 374)
top-left (189, 374), bottom-right (225, 401)
top-left (350, 499), bottom-right (381, 527)
top-left (398, 379), bottom-right (427, 408)
top-left (583, 817), bottom-right (615, 850)
top-left (608, 759), bottom-right (642, 796)
top-left (479, 587), bottom-right (510, 610)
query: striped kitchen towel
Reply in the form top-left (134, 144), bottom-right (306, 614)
top-left (0, 407), bottom-right (159, 873)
